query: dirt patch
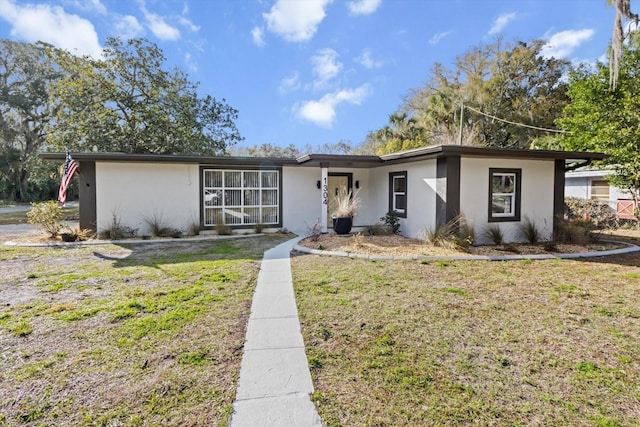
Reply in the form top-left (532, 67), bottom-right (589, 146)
top-left (298, 232), bottom-right (631, 258)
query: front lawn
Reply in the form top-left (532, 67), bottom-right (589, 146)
top-left (292, 251), bottom-right (640, 426)
top-left (0, 235), bottom-right (290, 426)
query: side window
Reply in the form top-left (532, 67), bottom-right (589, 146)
top-left (389, 171), bottom-right (407, 218)
top-left (488, 168), bottom-right (521, 222)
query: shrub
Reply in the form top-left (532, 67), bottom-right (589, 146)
top-left (26, 201), bottom-right (63, 237)
top-left (142, 211), bottom-right (174, 237)
top-left (518, 216), bottom-right (540, 244)
top-left (186, 212), bottom-right (200, 236)
top-left (62, 226), bottom-right (94, 242)
top-left (307, 218), bottom-right (323, 242)
top-left (98, 212), bottom-right (137, 240)
top-left (368, 223), bottom-right (392, 235)
top-left (331, 189), bottom-right (361, 218)
top-left (380, 211), bottom-right (401, 234)
top-left (564, 197), bottom-right (618, 229)
top-left (423, 214), bottom-right (474, 251)
top-left (555, 218), bottom-right (590, 245)
top-left (484, 224), bottom-right (504, 245)
top-left (215, 222), bottom-right (233, 236)
top-left (254, 223), bottom-right (265, 234)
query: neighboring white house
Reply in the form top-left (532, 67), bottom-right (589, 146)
top-left (42, 145), bottom-right (606, 244)
top-left (565, 168), bottom-right (637, 219)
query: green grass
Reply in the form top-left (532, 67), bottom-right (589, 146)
top-left (0, 234), bottom-right (291, 426)
top-left (292, 253), bottom-right (640, 426)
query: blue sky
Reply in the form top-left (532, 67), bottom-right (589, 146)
top-left (0, 0), bottom-right (619, 152)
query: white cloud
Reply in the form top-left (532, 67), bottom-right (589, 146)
top-left (178, 16), bottom-right (200, 32)
top-left (137, 1), bottom-right (180, 41)
top-left (178, 3), bottom-right (199, 32)
top-left (0, 0), bottom-right (102, 57)
top-left (296, 85), bottom-right (370, 127)
top-left (69, 0), bottom-right (107, 15)
top-left (251, 26), bottom-right (266, 47)
top-left (114, 15), bottom-right (144, 39)
top-left (311, 48), bottom-right (342, 88)
top-left (144, 12), bottom-right (180, 40)
top-left (489, 12), bottom-right (517, 35)
top-left (278, 71), bottom-right (300, 94)
top-left (263, 0), bottom-right (333, 42)
top-left (357, 48), bottom-right (383, 69)
top-left (348, 0), bottom-right (381, 15)
top-left (184, 52), bottom-right (197, 72)
top-left (429, 31), bottom-right (451, 45)
top-left (541, 29), bottom-right (594, 59)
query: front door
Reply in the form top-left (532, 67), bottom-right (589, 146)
top-left (327, 174), bottom-right (352, 227)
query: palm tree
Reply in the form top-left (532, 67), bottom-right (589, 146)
top-left (609, 0), bottom-right (639, 89)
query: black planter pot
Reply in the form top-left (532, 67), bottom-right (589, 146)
top-left (332, 216), bottom-right (353, 235)
top-left (60, 233), bottom-right (77, 242)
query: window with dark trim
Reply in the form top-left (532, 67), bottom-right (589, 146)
top-left (488, 168), bottom-right (521, 222)
top-left (389, 171), bottom-right (407, 218)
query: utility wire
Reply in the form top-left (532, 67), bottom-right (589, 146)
top-left (463, 104), bottom-right (566, 134)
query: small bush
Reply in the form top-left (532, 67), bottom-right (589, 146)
top-left (555, 218), bottom-right (590, 245)
top-left (368, 223), bottom-right (392, 235)
top-left (254, 223), bottom-right (265, 234)
top-left (186, 212), bottom-right (201, 236)
top-left (307, 219), bottom-right (323, 242)
top-left (98, 213), bottom-right (137, 240)
top-left (143, 211), bottom-right (174, 237)
top-left (62, 226), bottom-right (94, 242)
top-left (423, 215), bottom-right (474, 251)
top-left (564, 197), bottom-right (618, 229)
top-left (543, 241), bottom-right (558, 252)
top-left (215, 222), bottom-right (233, 236)
top-left (518, 216), bottom-right (540, 244)
top-left (484, 224), bottom-right (504, 245)
top-left (380, 211), bottom-right (401, 234)
top-left (26, 201), bottom-right (63, 237)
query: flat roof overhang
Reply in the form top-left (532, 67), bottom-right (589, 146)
top-left (40, 144), bottom-right (607, 169)
top-left (40, 152), bottom-right (300, 167)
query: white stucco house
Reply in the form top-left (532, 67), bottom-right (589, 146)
top-left (565, 168), bottom-right (637, 220)
top-left (42, 145), bottom-right (606, 244)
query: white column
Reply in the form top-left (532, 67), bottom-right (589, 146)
top-left (320, 167), bottom-right (328, 233)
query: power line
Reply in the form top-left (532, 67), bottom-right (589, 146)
top-left (463, 104), bottom-right (566, 134)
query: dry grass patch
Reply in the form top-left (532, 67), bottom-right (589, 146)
top-left (299, 233), bottom-right (624, 257)
top-left (292, 252), bottom-right (640, 426)
top-left (0, 234), bottom-right (291, 426)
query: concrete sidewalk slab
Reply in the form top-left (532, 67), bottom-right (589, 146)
top-left (230, 236), bottom-right (321, 427)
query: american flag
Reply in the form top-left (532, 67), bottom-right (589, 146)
top-left (58, 152), bottom-right (79, 206)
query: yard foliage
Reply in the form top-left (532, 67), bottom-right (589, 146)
top-left (292, 249), bottom-right (640, 426)
top-left (0, 235), bottom-right (290, 426)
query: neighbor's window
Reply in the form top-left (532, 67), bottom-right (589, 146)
top-left (389, 171), bottom-right (407, 218)
top-left (203, 169), bottom-right (279, 226)
top-left (488, 168), bottom-right (521, 222)
top-left (590, 180), bottom-right (609, 201)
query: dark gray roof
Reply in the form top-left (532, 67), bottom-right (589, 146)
top-left (40, 144), bottom-right (607, 168)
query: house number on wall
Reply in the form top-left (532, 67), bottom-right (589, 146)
top-left (322, 177), bottom-right (328, 205)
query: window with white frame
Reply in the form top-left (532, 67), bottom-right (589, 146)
top-left (389, 171), bottom-right (407, 218)
top-left (590, 179), bottom-right (609, 201)
top-left (203, 169), bottom-right (279, 226)
top-left (489, 168), bottom-right (521, 222)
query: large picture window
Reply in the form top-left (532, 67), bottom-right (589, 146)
top-left (203, 169), bottom-right (279, 226)
top-left (389, 171), bottom-right (407, 218)
top-left (489, 168), bottom-right (521, 222)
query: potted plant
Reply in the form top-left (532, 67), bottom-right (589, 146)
top-left (331, 188), bottom-right (361, 235)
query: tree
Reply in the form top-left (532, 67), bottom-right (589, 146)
top-left (609, 0), bottom-right (638, 89)
top-left (46, 37), bottom-right (242, 155)
top-left (233, 143), bottom-right (301, 157)
top-left (0, 40), bottom-right (62, 201)
top-left (558, 45), bottom-right (640, 214)
top-left (399, 39), bottom-right (571, 150)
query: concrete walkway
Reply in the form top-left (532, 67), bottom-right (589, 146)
top-left (230, 236), bottom-right (322, 427)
